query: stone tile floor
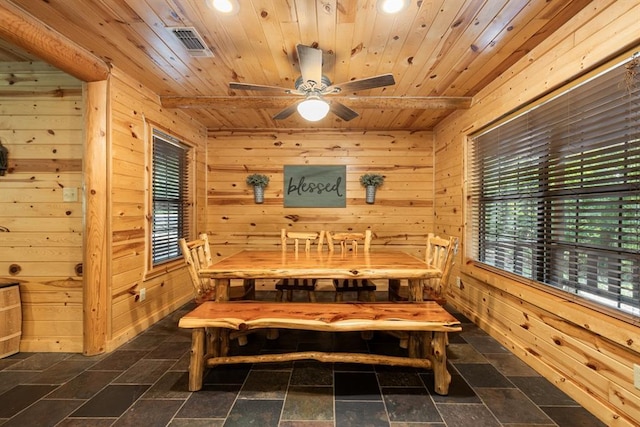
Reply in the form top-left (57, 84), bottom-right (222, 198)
top-left (0, 291), bottom-right (606, 426)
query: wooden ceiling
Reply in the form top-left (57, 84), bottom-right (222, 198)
top-left (0, 0), bottom-right (592, 131)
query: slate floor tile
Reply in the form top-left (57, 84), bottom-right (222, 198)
top-left (484, 353), bottom-right (539, 377)
top-left (463, 336), bottom-right (510, 354)
top-left (0, 399), bottom-right (83, 427)
top-left (454, 363), bottom-right (514, 388)
top-left (382, 386), bottom-right (442, 423)
top-left (541, 405), bottom-right (608, 427)
top-left (48, 370), bottom-right (121, 399)
top-left (281, 385), bottom-right (333, 421)
top-left (0, 384), bottom-right (58, 418)
top-left (5, 353), bottom-right (71, 371)
top-left (509, 376), bottom-right (577, 406)
top-left (69, 384), bottom-right (149, 418)
top-left (475, 387), bottom-right (554, 424)
top-left (335, 371), bottom-right (382, 401)
top-left (335, 400), bottom-right (389, 427)
top-left (113, 359), bottom-right (174, 384)
top-left (111, 398), bottom-right (184, 427)
top-left (175, 384), bottom-right (240, 418)
top-left (224, 399), bottom-right (283, 427)
top-left (238, 369), bottom-right (290, 399)
top-left (143, 371), bottom-right (191, 399)
top-left (376, 365), bottom-right (425, 387)
top-left (26, 359), bottom-right (96, 385)
top-left (87, 350), bottom-right (150, 371)
top-left (290, 361), bottom-right (333, 386)
top-left (436, 403), bottom-right (501, 427)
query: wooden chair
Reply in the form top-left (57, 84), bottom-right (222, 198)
top-left (327, 230), bottom-right (377, 302)
top-left (387, 233), bottom-right (458, 348)
top-left (388, 233), bottom-right (458, 304)
top-left (179, 233), bottom-right (255, 303)
top-left (274, 229), bottom-right (325, 302)
top-left (179, 233), bottom-right (256, 345)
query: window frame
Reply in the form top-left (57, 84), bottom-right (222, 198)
top-left (145, 126), bottom-right (195, 279)
top-left (466, 52), bottom-right (640, 321)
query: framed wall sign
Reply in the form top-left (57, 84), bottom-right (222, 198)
top-left (284, 165), bottom-right (346, 208)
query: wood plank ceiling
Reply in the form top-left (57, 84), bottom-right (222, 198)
top-left (0, 0), bottom-right (592, 130)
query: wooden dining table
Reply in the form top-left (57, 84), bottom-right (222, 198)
top-left (198, 249), bottom-right (442, 301)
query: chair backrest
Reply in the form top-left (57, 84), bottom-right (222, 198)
top-left (424, 233), bottom-right (459, 297)
top-left (179, 233), bottom-right (215, 302)
top-left (327, 230), bottom-right (372, 254)
top-left (281, 229), bottom-right (325, 253)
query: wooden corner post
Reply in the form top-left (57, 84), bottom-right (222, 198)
top-left (83, 79), bottom-right (110, 355)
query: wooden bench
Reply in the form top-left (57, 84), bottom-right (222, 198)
top-left (178, 301), bottom-right (462, 395)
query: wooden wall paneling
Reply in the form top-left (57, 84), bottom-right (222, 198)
top-left (107, 67), bottom-right (204, 347)
top-left (108, 268), bottom-right (192, 351)
top-left (206, 130), bottom-right (434, 261)
top-left (17, 278), bottom-right (83, 352)
top-left (455, 272), bottom-right (640, 426)
top-left (0, 62), bottom-right (84, 352)
top-left (433, 2), bottom-right (640, 425)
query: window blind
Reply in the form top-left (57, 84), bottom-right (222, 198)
top-left (469, 55), bottom-right (640, 316)
top-left (152, 131), bottom-right (191, 265)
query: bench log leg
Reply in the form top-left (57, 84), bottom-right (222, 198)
top-left (431, 331), bottom-right (451, 395)
top-left (188, 328), bottom-right (206, 391)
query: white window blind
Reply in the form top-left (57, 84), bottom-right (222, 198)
top-left (469, 55), bottom-right (640, 316)
top-left (152, 130), bottom-right (191, 265)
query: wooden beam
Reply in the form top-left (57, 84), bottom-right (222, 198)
top-left (161, 96), bottom-right (474, 110)
top-left (0, 1), bottom-right (109, 81)
top-left (83, 79), bottom-right (110, 355)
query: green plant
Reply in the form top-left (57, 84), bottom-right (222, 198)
top-left (246, 173), bottom-right (270, 188)
top-left (359, 173), bottom-right (384, 188)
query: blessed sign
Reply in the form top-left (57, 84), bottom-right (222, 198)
top-left (284, 165), bottom-right (346, 208)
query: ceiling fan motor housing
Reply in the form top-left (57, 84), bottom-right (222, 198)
top-left (295, 75), bottom-right (332, 93)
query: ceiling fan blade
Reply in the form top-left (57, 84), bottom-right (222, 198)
top-left (326, 73), bottom-right (396, 93)
top-left (296, 44), bottom-right (323, 85)
top-left (272, 103), bottom-right (300, 120)
top-left (330, 101), bottom-right (359, 121)
top-left (230, 82), bottom-right (294, 93)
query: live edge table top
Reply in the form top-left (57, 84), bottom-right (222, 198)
top-left (199, 250), bottom-right (441, 280)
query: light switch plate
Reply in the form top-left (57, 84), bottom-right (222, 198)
top-left (634, 364), bottom-right (640, 390)
top-left (63, 187), bottom-right (78, 202)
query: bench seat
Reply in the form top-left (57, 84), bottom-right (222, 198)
top-left (178, 301), bottom-right (462, 395)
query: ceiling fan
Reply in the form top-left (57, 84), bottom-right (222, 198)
top-left (229, 44), bottom-right (396, 122)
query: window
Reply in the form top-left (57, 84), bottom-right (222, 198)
top-left (469, 54), bottom-right (640, 317)
top-left (151, 129), bottom-right (192, 266)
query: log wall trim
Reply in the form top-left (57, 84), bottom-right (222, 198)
top-left (0, 1), bottom-right (109, 82)
top-left (83, 79), bottom-right (110, 355)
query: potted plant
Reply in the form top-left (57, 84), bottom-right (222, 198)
top-left (246, 173), bottom-right (269, 203)
top-left (360, 173), bottom-right (384, 204)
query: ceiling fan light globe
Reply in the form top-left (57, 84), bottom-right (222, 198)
top-left (377, 0), bottom-right (408, 14)
top-left (297, 98), bottom-right (330, 121)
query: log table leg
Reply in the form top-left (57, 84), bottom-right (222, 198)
top-left (188, 328), bottom-right (206, 391)
top-left (431, 331), bottom-right (451, 395)
top-left (215, 278), bottom-right (230, 301)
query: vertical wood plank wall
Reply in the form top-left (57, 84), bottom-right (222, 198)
top-left (0, 62), bottom-right (84, 352)
top-left (434, 2), bottom-right (640, 426)
top-left (107, 66), bottom-right (206, 350)
top-left (206, 130), bottom-right (434, 267)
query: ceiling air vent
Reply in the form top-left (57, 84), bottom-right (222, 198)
top-left (169, 27), bottom-right (213, 57)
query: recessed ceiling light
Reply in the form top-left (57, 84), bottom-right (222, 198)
top-left (377, 0), bottom-right (409, 14)
top-left (207, 0), bottom-right (239, 15)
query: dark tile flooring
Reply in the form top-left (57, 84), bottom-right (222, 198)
top-left (0, 291), bottom-right (606, 427)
